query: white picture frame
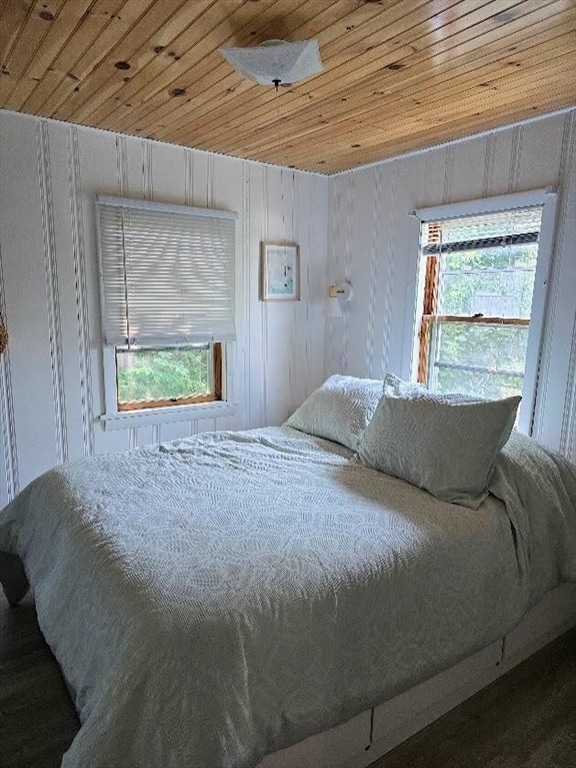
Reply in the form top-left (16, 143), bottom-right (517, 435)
top-left (260, 242), bottom-right (300, 301)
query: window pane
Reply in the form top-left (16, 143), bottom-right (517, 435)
top-left (116, 346), bottom-right (212, 405)
top-left (435, 367), bottom-right (524, 401)
top-left (438, 244), bottom-right (538, 317)
top-left (431, 322), bottom-right (528, 399)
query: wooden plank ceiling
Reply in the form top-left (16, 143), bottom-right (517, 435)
top-left (1, 0), bottom-right (575, 174)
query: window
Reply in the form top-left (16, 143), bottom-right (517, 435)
top-left (115, 344), bottom-right (221, 411)
top-left (96, 196), bottom-right (236, 426)
top-left (412, 190), bottom-right (557, 433)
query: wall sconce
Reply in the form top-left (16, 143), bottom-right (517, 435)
top-left (323, 280), bottom-right (352, 319)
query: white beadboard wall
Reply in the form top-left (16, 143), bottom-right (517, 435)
top-left (327, 109), bottom-right (576, 463)
top-left (1, 107), bottom-right (575, 507)
top-left (0, 110), bottom-right (328, 507)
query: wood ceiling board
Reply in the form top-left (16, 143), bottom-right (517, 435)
top-left (283, 66), bottom-right (574, 171)
top-left (107, 0), bottom-right (360, 136)
top-left (4, 0), bottom-right (98, 110)
top-left (238, 24), bottom-right (575, 159)
top-left (216, 3), bottom-right (574, 157)
top-left (330, 53), bottom-right (576, 140)
top-left (22, 0), bottom-right (147, 115)
top-left (155, 0), bottom-right (455, 146)
top-left (168, 0), bottom-right (526, 148)
top-left (0, 0), bottom-right (69, 102)
top-left (42, 0), bottom-right (204, 121)
top-left (185, 0), bottom-right (564, 154)
top-left (1, 0), bottom-right (575, 174)
top-left (0, 0), bottom-right (30, 64)
top-left (279, 94), bottom-right (574, 172)
top-left (290, 55), bottom-right (574, 157)
top-left (102, 0), bottom-right (316, 133)
top-left (17, 0), bottom-right (176, 116)
top-left (77, 0), bottom-right (275, 127)
top-left (322, 89), bottom-right (575, 173)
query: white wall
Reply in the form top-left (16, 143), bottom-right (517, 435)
top-left (1, 108), bottom-right (574, 508)
top-left (0, 110), bottom-right (328, 506)
top-left (327, 109), bottom-right (576, 462)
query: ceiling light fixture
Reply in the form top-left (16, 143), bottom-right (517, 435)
top-left (220, 39), bottom-right (323, 91)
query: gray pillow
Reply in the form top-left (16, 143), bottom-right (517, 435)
top-left (357, 383), bottom-right (521, 508)
top-left (285, 374), bottom-right (383, 450)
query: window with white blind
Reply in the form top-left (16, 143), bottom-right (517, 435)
top-left (96, 196), bottom-right (237, 426)
top-left (412, 189), bottom-right (557, 434)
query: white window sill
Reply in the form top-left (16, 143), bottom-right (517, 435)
top-left (100, 401), bottom-right (237, 431)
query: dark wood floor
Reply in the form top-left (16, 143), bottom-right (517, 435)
top-left (1, 590), bottom-right (575, 768)
top-left (372, 624), bottom-right (576, 768)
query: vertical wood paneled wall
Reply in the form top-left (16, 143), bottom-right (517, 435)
top-left (0, 110), bottom-right (328, 506)
top-left (1, 108), bottom-right (574, 509)
top-left (327, 109), bottom-right (576, 462)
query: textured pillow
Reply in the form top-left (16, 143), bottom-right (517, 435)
top-left (384, 372), bottom-right (427, 397)
top-left (357, 386), bottom-right (521, 508)
top-left (285, 374), bottom-right (382, 450)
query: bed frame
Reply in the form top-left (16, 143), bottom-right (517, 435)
top-left (259, 583), bottom-right (576, 768)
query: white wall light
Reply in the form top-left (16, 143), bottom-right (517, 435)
top-left (323, 281), bottom-right (353, 319)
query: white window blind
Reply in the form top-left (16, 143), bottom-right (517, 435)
top-left (96, 196), bottom-right (237, 347)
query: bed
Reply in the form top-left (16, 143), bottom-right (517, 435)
top-left (1, 375), bottom-right (575, 768)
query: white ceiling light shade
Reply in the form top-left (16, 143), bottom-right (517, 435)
top-left (220, 39), bottom-right (323, 90)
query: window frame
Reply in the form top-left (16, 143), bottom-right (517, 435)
top-left (407, 188), bottom-right (558, 435)
top-left (95, 196), bottom-right (237, 430)
top-left (115, 342), bottom-right (223, 413)
top-left (100, 343), bottom-right (235, 431)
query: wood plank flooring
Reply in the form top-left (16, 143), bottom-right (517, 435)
top-left (1, 590), bottom-right (575, 768)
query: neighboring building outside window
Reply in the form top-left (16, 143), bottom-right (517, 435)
top-left (412, 189), bottom-right (557, 434)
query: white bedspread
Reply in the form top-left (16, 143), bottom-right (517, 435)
top-left (0, 427), bottom-right (574, 768)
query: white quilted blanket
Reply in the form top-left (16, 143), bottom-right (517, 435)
top-left (0, 427), bottom-right (575, 768)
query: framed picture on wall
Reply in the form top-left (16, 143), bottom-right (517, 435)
top-left (260, 242), bottom-right (300, 301)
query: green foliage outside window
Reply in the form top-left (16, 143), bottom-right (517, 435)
top-left (440, 244), bottom-right (538, 318)
top-left (423, 209), bottom-right (542, 402)
top-left (432, 323), bottom-right (528, 400)
top-left (116, 347), bottom-right (210, 404)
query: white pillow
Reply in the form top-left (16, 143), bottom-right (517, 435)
top-left (285, 374), bottom-right (383, 450)
top-left (384, 372), bottom-right (427, 397)
top-left (357, 379), bottom-right (520, 508)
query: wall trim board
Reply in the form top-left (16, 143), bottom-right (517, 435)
top-left (365, 166), bottom-right (382, 378)
top-left (507, 125), bottom-right (523, 193)
top-left (36, 120), bottom-right (68, 466)
top-left (481, 133), bottom-right (496, 198)
top-left (532, 109), bottom-right (576, 449)
top-left (557, 111), bottom-right (576, 458)
top-left (381, 163), bottom-right (400, 378)
top-left (562, 315), bottom-right (576, 461)
top-left (113, 134), bottom-right (134, 452)
top-left (67, 125), bottom-right (94, 458)
top-left (0, 241), bottom-right (19, 502)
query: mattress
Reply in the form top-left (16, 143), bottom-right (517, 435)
top-left (0, 426), bottom-right (574, 768)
